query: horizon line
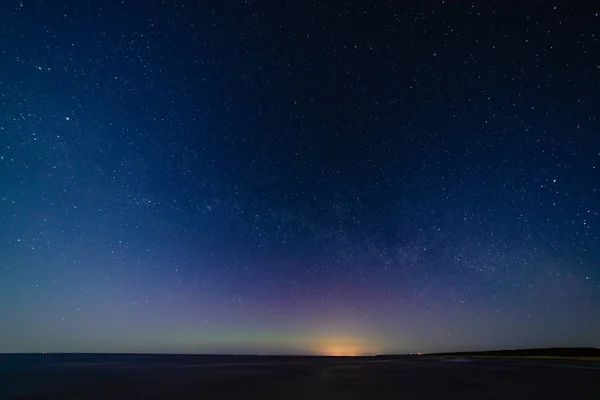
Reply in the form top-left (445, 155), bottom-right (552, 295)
top-left (1, 346), bottom-right (598, 357)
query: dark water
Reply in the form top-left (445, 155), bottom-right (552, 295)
top-left (1, 354), bottom-right (599, 399)
top-left (0, 354), bottom-right (334, 399)
top-left (1, 353), bottom-right (299, 371)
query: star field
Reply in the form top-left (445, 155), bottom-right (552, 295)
top-left (1, 1), bottom-right (599, 355)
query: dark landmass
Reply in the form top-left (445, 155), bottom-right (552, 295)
top-left (1, 352), bottom-right (600, 399)
top-left (426, 347), bottom-right (600, 358)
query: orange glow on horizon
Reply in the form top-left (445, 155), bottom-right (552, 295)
top-left (314, 336), bottom-right (377, 357)
top-left (323, 347), bottom-right (359, 356)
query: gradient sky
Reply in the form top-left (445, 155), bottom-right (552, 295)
top-left (1, 1), bottom-right (599, 355)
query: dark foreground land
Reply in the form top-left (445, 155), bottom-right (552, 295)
top-left (1, 354), bottom-right (599, 399)
top-left (429, 346), bottom-right (600, 358)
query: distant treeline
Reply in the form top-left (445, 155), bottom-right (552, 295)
top-left (428, 347), bottom-right (600, 357)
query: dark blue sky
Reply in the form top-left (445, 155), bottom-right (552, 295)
top-left (1, 1), bottom-right (599, 355)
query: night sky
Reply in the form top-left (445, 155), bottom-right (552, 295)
top-left (1, 1), bottom-right (599, 356)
